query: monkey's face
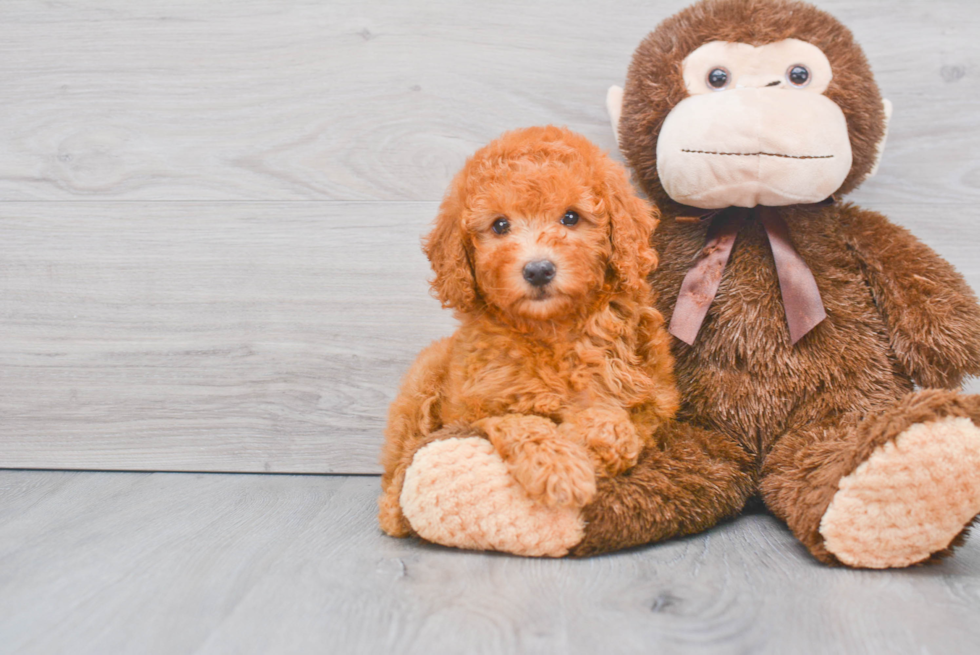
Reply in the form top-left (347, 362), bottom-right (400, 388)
top-left (657, 38), bottom-right (852, 209)
top-left (618, 0), bottom-right (888, 209)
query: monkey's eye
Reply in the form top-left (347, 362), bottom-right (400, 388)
top-left (560, 210), bottom-right (580, 227)
top-left (491, 217), bottom-right (510, 235)
top-left (706, 67), bottom-right (729, 90)
top-left (787, 65), bottom-right (810, 87)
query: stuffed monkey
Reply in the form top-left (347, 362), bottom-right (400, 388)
top-left (387, 0), bottom-right (980, 568)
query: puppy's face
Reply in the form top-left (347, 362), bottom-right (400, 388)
top-left (465, 167), bottom-right (610, 321)
top-left (425, 127), bottom-right (657, 320)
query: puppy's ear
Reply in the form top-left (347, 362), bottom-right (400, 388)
top-left (602, 160), bottom-right (659, 293)
top-left (422, 188), bottom-right (480, 311)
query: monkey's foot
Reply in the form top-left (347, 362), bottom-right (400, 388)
top-left (819, 416), bottom-right (980, 568)
top-left (400, 437), bottom-right (585, 557)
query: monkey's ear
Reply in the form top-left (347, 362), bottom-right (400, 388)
top-left (422, 192), bottom-right (479, 312)
top-left (866, 98), bottom-right (893, 179)
top-left (607, 85), bottom-right (624, 149)
top-left (603, 160), bottom-right (659, 293)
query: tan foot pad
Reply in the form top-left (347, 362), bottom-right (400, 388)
top-left (820, 416), bottom-right (980, 568)
top-left (400, 437), bottom-right (585, 557)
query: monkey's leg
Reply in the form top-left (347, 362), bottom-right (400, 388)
top-left (399, 435), bottom-right (588, 557)
top-left (569, 421), bottom-right (755, 556)
top-left (378, 423), bottom-right (472, 538)
top-left (761, 389), bottom-right (980, 568)
top-left (399, 421), bottom-right (755, 557)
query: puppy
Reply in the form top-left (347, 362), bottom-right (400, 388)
top-left (379, 126), bottom-right (679, 538)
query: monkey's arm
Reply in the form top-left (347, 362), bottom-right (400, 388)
top-left (379, 337), bottom-right (456, 537)
top-left (838, 204), bottom-right (980, 388)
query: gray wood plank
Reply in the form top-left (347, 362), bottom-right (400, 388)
top-left (0, 469), bottom-right (978, 655)
top-left (0, 0), bottom-right (977, 205)
top-left (1, 199), bottom-right (978, 473)
top-left (0, 201), bottom-right (453, 473)
top-left (1, 0), bottom-right (979, 472)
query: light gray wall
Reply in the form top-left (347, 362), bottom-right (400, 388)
top-left (1, 0), bottom-right (978, 473)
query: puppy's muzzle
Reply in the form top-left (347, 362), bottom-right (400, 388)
top-left (523, 260), bottom-right (557, 288)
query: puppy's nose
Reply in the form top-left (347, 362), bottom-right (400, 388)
top-left (523, 260), bottom-right (556, 287)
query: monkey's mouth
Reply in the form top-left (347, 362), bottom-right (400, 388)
top-left (681, 149), bottom-right (834, 160)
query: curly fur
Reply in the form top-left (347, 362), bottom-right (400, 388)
top-left (379, 126), bottom-right (680, 537)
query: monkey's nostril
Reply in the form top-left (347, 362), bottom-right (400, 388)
top-left (766, 80), bottom-right (780, 87)
top-left (523, 260), bottom-right (557, 287)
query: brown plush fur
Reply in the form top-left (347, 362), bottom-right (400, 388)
top-left (574, 0), bottom-right (980, 562)
top-left (762, 389), bottom-right (980, 564)
top-left (572, 420), bottom-right (756, 556)
top-left (379, 126), bottom-right (680, 538)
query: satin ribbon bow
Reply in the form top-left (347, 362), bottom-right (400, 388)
top-left (668, 204), bottom-right (828, 346)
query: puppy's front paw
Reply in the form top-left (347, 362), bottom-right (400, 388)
top-left (510, 438), bottom-right (597, 509)
top-left (562, 407), bottom-right (643, 477)
top-left (474, 414), bottom-right (596, 508)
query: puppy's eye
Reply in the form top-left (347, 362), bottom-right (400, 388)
top-left (787, 65), bottom-right (810, 87)
top-left (707, 67), bottom-right (729, 90)
top-left (560, 210), bottom-right (580, 227)
top-left (491, 217), bottom-right (510, 235)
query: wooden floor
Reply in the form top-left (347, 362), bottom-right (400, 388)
top-left (2, 469), bottom-right (979, 655)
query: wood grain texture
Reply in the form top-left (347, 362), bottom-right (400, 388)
top-left (0, 0), bottom-right (977, 204)
top-left (1, 200), bottom-right (976, 473)
top-left (0, 202), bottom-right (453, 473)
top-left (1, 470), bottom-right (979, 655)
top-left (1, 0), bottom-right (979, 472)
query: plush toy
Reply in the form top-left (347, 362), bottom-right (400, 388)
top-left (385, 0), bottom-right (980, 568)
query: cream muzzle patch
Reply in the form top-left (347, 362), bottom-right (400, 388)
top-left (656, 39), bottom-right (853, 209)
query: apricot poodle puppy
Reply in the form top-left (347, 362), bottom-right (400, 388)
top-left (379, 126), bottom-right (680, 538)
